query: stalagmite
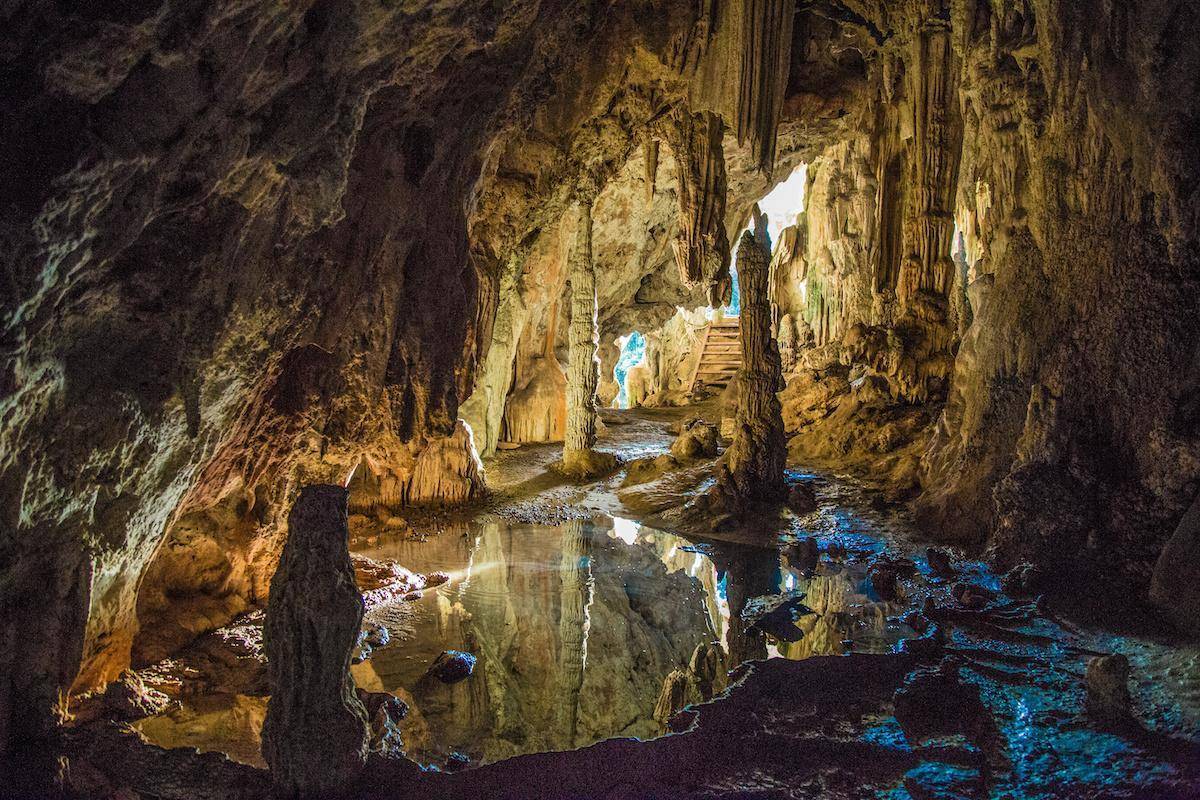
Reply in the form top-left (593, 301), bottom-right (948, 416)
top-left (261, 485), bottom-right (368, 798)
top-left (659, 108), bottom-right (732, 306)
top-left (556, 519), bottom-right (593, 746)
top-left (716, 231), bottom-right (786, 505)
top-left (559, 196), bottom-right (619, 478)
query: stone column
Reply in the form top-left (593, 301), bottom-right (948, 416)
top-left (560, 196), bottom-right (618, 478)
top-left (717, 231), bottom-right (786, 505)
top-left (262, 485), bottom-right (368, 798)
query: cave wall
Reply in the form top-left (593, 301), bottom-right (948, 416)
top-left (0, 0), bottom-right (727, 749)
top-left (770, 0), bottom-right (1200, 596)
top-left (919, 0), bottom-right (1200, 590)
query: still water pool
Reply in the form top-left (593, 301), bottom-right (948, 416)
top-left (136, 513), bottom-right (915, 768)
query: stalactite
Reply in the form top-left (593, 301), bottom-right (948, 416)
top-left (716, 231), bottom-right (786, 504)
top-left (876, 152), bottom-right (908, 293)
top-left (732, 0), bottom-right (795, 173)
top-left (403, 420), bottom-right (486, 506)
top-left (668, 0), bottom-right (717, 73)
top-left (501, 356), bottom-right (567, 444)
top-left (658, 107), bottom-right (731, 305)
top-left (897, 16), bottom-right (962, 311)
top-left (643, 138), bottom-right (660, 203)
top-left (344, 421), bottom-right (484, 513)
top-left (556, 519), bottom-right (593, 746)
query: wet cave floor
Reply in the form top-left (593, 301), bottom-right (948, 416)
top-left (74, 406), bottom-right (1200, 799)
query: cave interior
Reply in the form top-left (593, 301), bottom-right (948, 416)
top-left (3, 0), bottom-right (1200, 798)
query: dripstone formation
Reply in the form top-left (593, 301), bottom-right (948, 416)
top-left (716, 231), bottom-right (787, 505)
top-left (560, 196), bottom-right (618, 479)
top-left (261, 486), bottom-right (368, 797)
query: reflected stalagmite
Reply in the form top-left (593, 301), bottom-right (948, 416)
top-left (711, 544), bottom-right (779, 667)
top-left (556, 519), bottom-right (593, 745)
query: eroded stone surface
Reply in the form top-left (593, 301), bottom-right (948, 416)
top-left (261, 486), bottom-right (368, 797)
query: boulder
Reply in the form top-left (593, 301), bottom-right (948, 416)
top-left (869, 563), bottom-right (900, 602)
top-left (670, 418), bottom-right (719, 459)
top-left (925, 548), bottom-right (956, 579)
top-left (103, 670), bottom-right (170, 720)
top-left (893, 661), bottom-right (997, 747)
top-left (786, 482), bottom-right (818, 514)
top-left (1150, 492), bottom-right (1200, 636)
top-left (951, 581), bottom-right (996, 610)
top-left (621, 453), bottom-right (681, 487)
top-left (356, 689), bottom-right (408, 757)
top-left (783, 537), bottom-right (820, 572)
top-left (425, 650), bottom-right (476, 684)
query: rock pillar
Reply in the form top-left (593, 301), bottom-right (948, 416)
top-left (560, 197), bottom-right (618, 478)
top-left (262, 485), bottom-right (368, 798)
top-left (717, 231), bottom-right (786, 504)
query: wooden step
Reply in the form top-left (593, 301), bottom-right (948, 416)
top-left (688, 319), bottom-right (745, 393)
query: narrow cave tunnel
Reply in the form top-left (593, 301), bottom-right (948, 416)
top-left (3, 1), bottom-right (1200, 798)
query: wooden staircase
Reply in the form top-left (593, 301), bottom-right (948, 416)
top-left (688, 317), bottom-right (741, 393)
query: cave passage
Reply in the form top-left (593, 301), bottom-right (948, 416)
top-left (3, 1), bottom-right (1200, 799)
top-left (612, 331), bottom-right (647, 409)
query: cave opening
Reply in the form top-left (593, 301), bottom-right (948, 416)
top-left (612, 330), bottom-right (647, 409)
top-left (4, 2), bottom-right (1200, 798)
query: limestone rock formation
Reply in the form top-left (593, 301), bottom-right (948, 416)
top-left (670, 419), bottom-right (719, 460)
top-left (4, 0), bottom-right (1200, 767)
top-left (261, 486), bottom-right (368, 797)
top-left (716, 232), bottom-right (786, 505)
top-left (560, 198), bottom-right (618, 479)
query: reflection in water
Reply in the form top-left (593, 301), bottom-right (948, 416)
top-left (351, 518), bottom-right (716, 764)
top-left (134, 693), bottom-right (268, 768)
top-left (556, 519), bottom-right (592, 746)
top-left (136, 515), bottom-right (914, 768)
top-left (350, 516), bottom-right (911, 766)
